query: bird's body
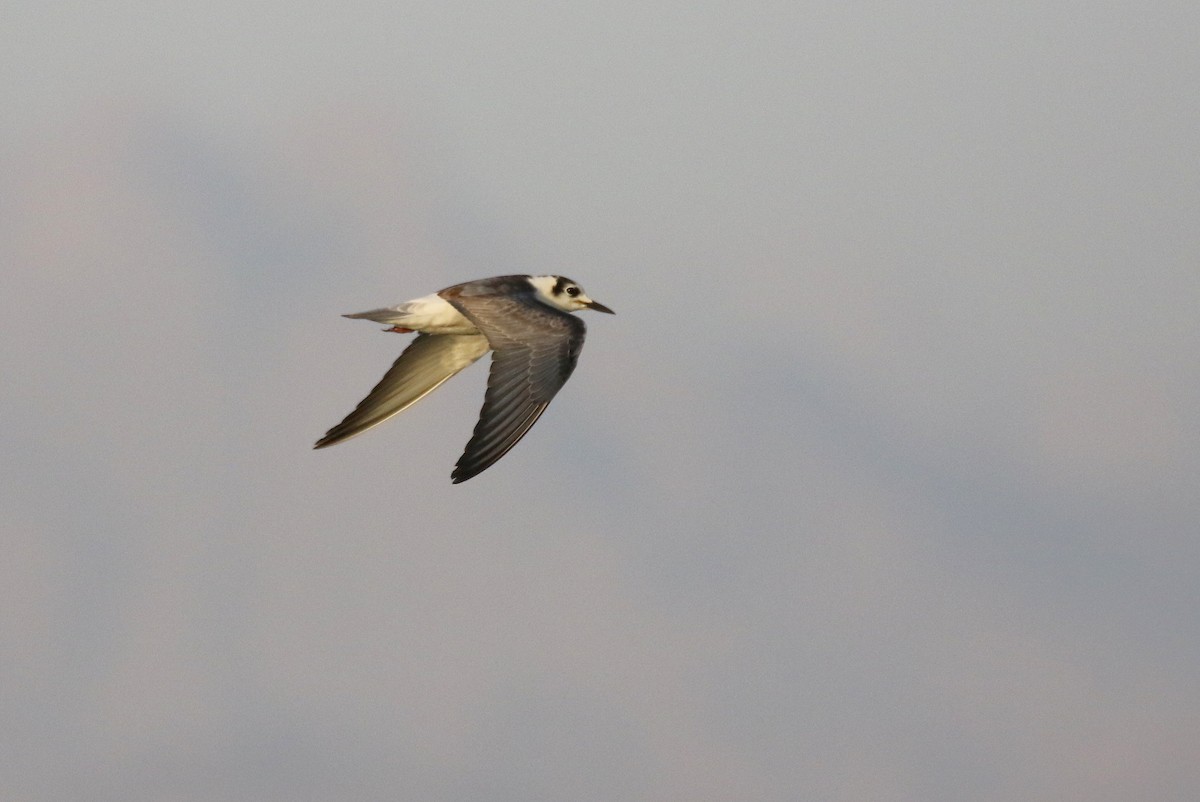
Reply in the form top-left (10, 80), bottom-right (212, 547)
top-left (341, 292), bottom-right (479, 334)
top-left (315, 275), bottom-right (614, 483)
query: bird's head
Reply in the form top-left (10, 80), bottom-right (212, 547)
top-left (529, 275), bottom-right (615, 315)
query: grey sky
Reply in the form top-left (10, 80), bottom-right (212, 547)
top-left (3, 2), bottom-right (1199, 800)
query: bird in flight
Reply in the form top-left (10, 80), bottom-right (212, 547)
top-left (315, 275), bottom-right (614, 483)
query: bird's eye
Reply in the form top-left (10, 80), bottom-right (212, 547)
top-left (566, 286), bottom-right (580, 297)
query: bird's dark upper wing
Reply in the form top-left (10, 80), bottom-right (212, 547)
top-left (314, 333), bottom-right (490, 449)
top-left (443, 288), bottom-right (586, 483)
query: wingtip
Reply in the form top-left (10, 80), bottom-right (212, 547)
top-left (450, 462), bottom-right (483, 483)
top-left (313, 432), bottom-right (341, 449)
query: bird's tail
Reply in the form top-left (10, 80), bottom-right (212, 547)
top-left (343, 307), bottom-right (409, 325)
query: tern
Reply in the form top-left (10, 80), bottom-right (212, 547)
top-left (315, 275), bottom-right (614, 483)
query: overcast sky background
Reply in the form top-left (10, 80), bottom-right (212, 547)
top-left (3, 2), bottom-right (1199, 800)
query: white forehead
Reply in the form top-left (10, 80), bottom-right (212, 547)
top-left (527, 275), bottom-right (579, 296)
